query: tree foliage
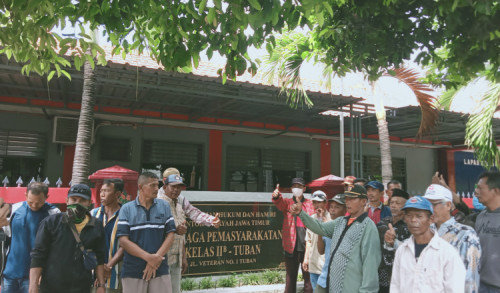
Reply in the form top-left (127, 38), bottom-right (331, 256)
top-left (0, 0), bottom-right (303, 80)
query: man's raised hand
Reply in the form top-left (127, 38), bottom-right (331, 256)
top-left (176, 221), bottom-right (188, 235)
top-left (212, 213), bottom-right (220, 228)
top-left (272, 184), bottom-right (281, 199)
top-left (384, 223), bottom-right (396, 246)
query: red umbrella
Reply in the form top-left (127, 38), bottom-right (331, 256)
top-left (307, 174), bottom-right (345, 199)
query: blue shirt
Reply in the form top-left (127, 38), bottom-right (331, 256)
top-left (4, 201), bottom-right (58, 279)
top-left (91, 205), bottom-right (121, 289)
top-left (317, 236), bottom-right (331, 289)
top-left (117, 197), bottom-right (176, 279)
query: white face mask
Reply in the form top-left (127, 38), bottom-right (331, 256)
top-left (292, 188), bottom-right (303, 197)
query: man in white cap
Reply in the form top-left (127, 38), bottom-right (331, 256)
top-left (424, 184), bottom-right (481, 293)
top-left (303, 190), bottom-right (331, 291)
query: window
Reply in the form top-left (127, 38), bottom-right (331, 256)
top-left (227, 146), bottom-right (310, 192)
top-left (0, 130), bottom-right (46, 186)
top-left (99, 137), bottom-right (131, 161)
top-left (344, 154), bottom-right (406, 187)
top-left (142, 140), bottom-right (203, 190)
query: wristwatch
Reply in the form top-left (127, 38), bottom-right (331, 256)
top-left (96, 283), bottom-right (106, 288)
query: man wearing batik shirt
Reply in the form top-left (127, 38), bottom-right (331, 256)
top-left (377, 188), bottom-right (411, 293)
top-left (157, 169), bottom-right (220, 293)
top-left (424, 184), bottom-right (481, 293)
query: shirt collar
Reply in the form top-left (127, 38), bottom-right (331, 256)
top-left (134, 196), bottom-right (158, 206)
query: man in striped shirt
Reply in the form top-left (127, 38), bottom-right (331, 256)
top-left (117, 172), bottom-right (176, 293)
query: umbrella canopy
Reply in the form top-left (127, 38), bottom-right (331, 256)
top-left (307, 174), bottom-right (345, 198)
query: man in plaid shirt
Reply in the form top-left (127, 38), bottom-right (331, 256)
top-left (158, 168), bottom-right (220, 293)
top-left (272, 177), bottom-right (314, 293)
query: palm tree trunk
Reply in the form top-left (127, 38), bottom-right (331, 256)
top-left (71, 56), bottom-right (96, 185)
top-left (377, 117), bottom-right (393, 187)
top-left (373, 81), bottom-right (393, 188)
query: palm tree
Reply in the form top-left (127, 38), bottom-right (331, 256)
top-left (262, 32), bottom-right (438, 186)
top-left (71, 29), bottom-right (99, 185)
top-left (439, 79), bottom-right (500, 169)
top-left (71, 53), bottom-right (96, 185)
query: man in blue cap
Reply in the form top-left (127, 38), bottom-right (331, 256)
top-left (390, 196), bottom-right (465, 293)
top-left (365, 181), bottom-right (391, 224)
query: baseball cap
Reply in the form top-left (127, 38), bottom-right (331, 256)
top-left (365, 181), bottom-right (384, 191)
top-left (311, 190), bottom-right (327, 201)
top-left (291, 178), bottom-right (305, 186)
top-left (165, 174), bottom-right (186, 186)
top-left (344, 185), bottom-right (367, 199)
top-left (329, 193), bottom-right (346, 205)
top-left (401, 196), bottom-right (433, 214)
top-left (68, 184), bottom-right (92, 200)
top-left (423, 184), bottom-right (452, 202)
top-left (391, 188), bottom-right (410, 200)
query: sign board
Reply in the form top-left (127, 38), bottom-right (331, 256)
top-left (184, 202), bottom-right (285, 276)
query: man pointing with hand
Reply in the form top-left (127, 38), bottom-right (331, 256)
top-left (158, 168), bottom-right (221, 293)
top-left (272, 178), bottom-right (314, 293)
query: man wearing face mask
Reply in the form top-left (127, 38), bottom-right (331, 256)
top-left (30, 184), bottom-right (106, 293)
top-left (272, 178), bottom-right (314, 293)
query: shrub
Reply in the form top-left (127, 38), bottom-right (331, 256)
top-left (239, 273), bottom-right (261, 285)
top-left (181, 278), bottom-right (196, 291)
top-left (199, 276), bottom-right (215, 289)
top-left (297, 273), bottom-right (303, 282)
top-left (218, 274), bottom-right (238, 287)
top-left (262, 270), bottom-right (285, 284)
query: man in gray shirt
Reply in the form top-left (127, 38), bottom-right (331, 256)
top-left (474, 171), bottom-right (500, 293)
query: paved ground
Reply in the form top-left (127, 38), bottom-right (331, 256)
top-left (184, 282), bottom-right (304, 293)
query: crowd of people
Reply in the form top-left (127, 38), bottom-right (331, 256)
top-left (0, 168), bottom-right (498, 293)
top-left (0, 168), bottom-right (220, 293)
top-left (275, 171), bottom-right (499, 293)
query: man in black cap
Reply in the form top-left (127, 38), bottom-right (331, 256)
top-left (290, 185), bottom-right (381, 293)
top-left (376, 188), bottom-right (411, 293)
top-left (272, 177), bottom-right (314, 293)
top-left (30, 183), bottom-right (106, 293)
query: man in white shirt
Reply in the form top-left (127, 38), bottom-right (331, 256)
top-left (391, 196), bottom-right (466, 293)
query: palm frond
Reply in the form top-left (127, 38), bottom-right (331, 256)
top-left (389, 67), bottom-right (439, 138)
top-left (438, 86), bottom-right (462, 110)
top-left (465, 82), bottom-right (500, 169)
top-left (261, 32), bottom-right (314, 108)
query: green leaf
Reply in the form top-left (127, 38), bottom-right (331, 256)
top-left (47, 70), bottom-right (55, 81)
top-left (61, 70), bottom-right (71, 80)
top-left (322, 3), bottom-right (333, 17)
top-left (248, 0), bottom-right (262, 11)
top-left (214, 0), bottom-right (222, 10)
top-left (199, 0), bottom-right (207, 12)
top-left (206, 7), bottom-right (216, 25)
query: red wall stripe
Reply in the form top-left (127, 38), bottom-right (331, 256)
top-left (320, 139), bottom-right (332, 176)
top-left (242, 121), bottom-right (265, 128)
top-left (265, 123), bottom-right (286, 130)
top-left (208, 130), bottom-right (223, 191)
top-left (163, 113), bottom-right (189, 120)
top-left (102, 106), bottom-right (131, 115)
top-left (132, 109), bottom-right (161, 118)
top-left (0, 96), bottom-right (28, 104)
top-left (31, 99), bottom-right (64, 108)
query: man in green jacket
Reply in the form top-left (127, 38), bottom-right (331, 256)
top-left (290, 185), bottom-right (381, 293)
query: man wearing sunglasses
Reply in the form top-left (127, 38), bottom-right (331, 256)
top-left (424, 184), bottom-right (481, 293)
